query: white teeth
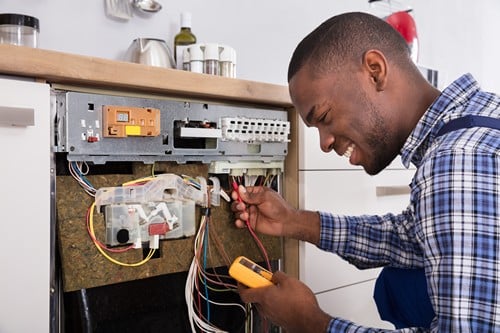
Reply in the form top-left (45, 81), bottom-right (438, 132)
top-left (343, 144), bottom-right (354, 158)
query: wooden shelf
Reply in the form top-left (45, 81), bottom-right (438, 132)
top-left (0, 44), bottom-right (292, 107)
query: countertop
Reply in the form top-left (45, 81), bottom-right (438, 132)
top-left (0, 44), bottom-right (292, 108)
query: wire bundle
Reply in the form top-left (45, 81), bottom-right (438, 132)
top-left (185, 210), bottom-right (247, 332)
top-left (69, 161), bottom-right (97, 196)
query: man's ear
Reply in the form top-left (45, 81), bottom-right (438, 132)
top-left (363, 50), bottom-right (387, 91)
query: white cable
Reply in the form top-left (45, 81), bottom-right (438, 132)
top-left (185, 214), bottom-right (248, 332)
top-left (68, 161), bottom-right (96, 196)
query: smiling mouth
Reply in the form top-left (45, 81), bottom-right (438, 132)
top-left (343, 143), bottom-right (355, 159)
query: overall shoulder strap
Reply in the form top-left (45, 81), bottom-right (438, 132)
top-left (436, 115), bottom-right (500, 138)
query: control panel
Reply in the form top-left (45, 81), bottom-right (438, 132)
top-left (53, 90), bottom-right (290, 164)
top-left (102, 105), bottom-right (161, 138)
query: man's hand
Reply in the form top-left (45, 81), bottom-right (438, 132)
top-left (231, 185), bottom-right (322, 245)
top-left (238, 271), bottom-right (332, 333)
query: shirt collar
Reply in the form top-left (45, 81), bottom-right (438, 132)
top-left (400, 73), bottom-right (480, 168)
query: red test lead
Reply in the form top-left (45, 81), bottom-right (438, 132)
top-left (232, 181), bottom-right (243, 204)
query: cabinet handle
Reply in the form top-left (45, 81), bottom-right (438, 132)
top-left (376, 185), bottom-right (410, 197)
top-left (0, 106), bottom-right (34, 127)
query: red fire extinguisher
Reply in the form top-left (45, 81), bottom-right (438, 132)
top-left (385, 10), bottom-right (419, 62)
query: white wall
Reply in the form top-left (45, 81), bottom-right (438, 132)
top-left (2, 0), bottom-right (500, 90)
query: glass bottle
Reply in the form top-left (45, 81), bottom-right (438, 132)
top-left (174, 12), bottom-right (196, 70)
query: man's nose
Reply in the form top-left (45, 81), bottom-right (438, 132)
top-left (319, 128), bottom-right (335, 153)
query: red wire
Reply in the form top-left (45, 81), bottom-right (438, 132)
top-left (232, 181), bottom-right (271, 270)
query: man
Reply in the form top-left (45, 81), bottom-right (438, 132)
top-left (231, 11), bottom-right (500, 332)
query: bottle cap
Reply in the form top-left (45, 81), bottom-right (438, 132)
top-left (203, 43), bottom-right (220, 61)
top-left (187, 44), bottom-right (203, 61)
top-left (180, 12), bottom-right (192, 28)
top-left (0, 13), bottom-right (39, 31)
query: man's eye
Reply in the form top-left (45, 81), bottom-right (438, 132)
top-left (318, 110), bottom-right (329, 122)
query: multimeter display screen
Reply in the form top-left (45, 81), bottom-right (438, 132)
top-left (239, 257), bottom-right (264, 275)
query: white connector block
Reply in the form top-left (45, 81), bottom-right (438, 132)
top-left (209, 160), bottom-right (284, 175)
top-left (221, 117), bottom-right (290, 143)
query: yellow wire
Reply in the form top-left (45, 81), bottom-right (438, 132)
top-left (121, 176), bottom-right (157, 186)
top-left (89, 202), bottom-right (155, 267)
top-left (263, 173), bottom-right (271, 186)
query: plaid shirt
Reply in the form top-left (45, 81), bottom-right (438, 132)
top-left (319, 74), bottom-right (500, 332)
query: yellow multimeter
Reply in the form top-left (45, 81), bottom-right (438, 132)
top-left (229, 256), bottom-right (273, 288)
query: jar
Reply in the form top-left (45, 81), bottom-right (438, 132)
top-left (0, 13), bottom-right (39, 48)
top-left (182, 47), bottom-right (191, 71)
top-left (187, 44), bottom-right (203, 74)
top-left (202, 43), bottom-right (220, 75)
top-left (219, 45), bottom-right (236, 78)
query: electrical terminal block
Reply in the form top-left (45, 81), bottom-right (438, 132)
top-left (208, 161), bottom-right (285, 176)
top-left (221, 117), bottom-right (290, 143)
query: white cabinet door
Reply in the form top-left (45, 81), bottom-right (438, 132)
top-left (299, 169), bottom-right (415, 293)
top-left (316, 279), bottom-right (394, 330)
top-left (0, 78), bottom-right (51, 333)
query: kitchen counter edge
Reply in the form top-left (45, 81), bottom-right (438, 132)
top-left (0, 44), bottom-right (293, 108)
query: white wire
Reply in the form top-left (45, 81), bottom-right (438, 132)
top-left (185, 214), bottom-right (248, 332)
top-left (68, 161), bottom-right (96, 196)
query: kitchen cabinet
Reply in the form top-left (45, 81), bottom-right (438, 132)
top-left (0, 44), bottom-right (299, 331)
top-left (0, 77), bottom-right (52, 333)
top-left (298, 123), bottom-right (414, 328)
top-left (316, 279), bottom-right (389, 328)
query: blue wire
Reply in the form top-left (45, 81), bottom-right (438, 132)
top-left (203, 218), bottom-right (210, 321)
top-left (71, 162), bottom-right (95, 189)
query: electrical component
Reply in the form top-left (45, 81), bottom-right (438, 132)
top-left (209, 160), bottom-right (283, 176)
top-left (221, 117), bottom-right (290, 143)
top-left (53, 90), bottom-right (289, 164)
top-left (102, 105), bottom-right (160, 137)
top-left (94, 173), bottom-right (223, 248)
top-left (102, 201), bottom-right (185, 247)
top-left (209, 160), bottom-right (283, 194)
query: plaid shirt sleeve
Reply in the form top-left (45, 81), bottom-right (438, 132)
top-left (318, 128), bottom-right (500, 332)
top-left (318, 211), bottom-right (428, 333)
top-left (317, 209), bottom-right (425, 269)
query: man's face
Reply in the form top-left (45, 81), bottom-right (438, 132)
top-left (289, 64), bottom-right (398, 175)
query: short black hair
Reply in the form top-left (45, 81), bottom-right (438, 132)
top-left (287, 12), bottom-right (411, 82)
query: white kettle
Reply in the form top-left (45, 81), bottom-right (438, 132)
top-left (124, 38), bottom-right (176, 68)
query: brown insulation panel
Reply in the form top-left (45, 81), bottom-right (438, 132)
top-left (57, 162), bottom-right (281, 292)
